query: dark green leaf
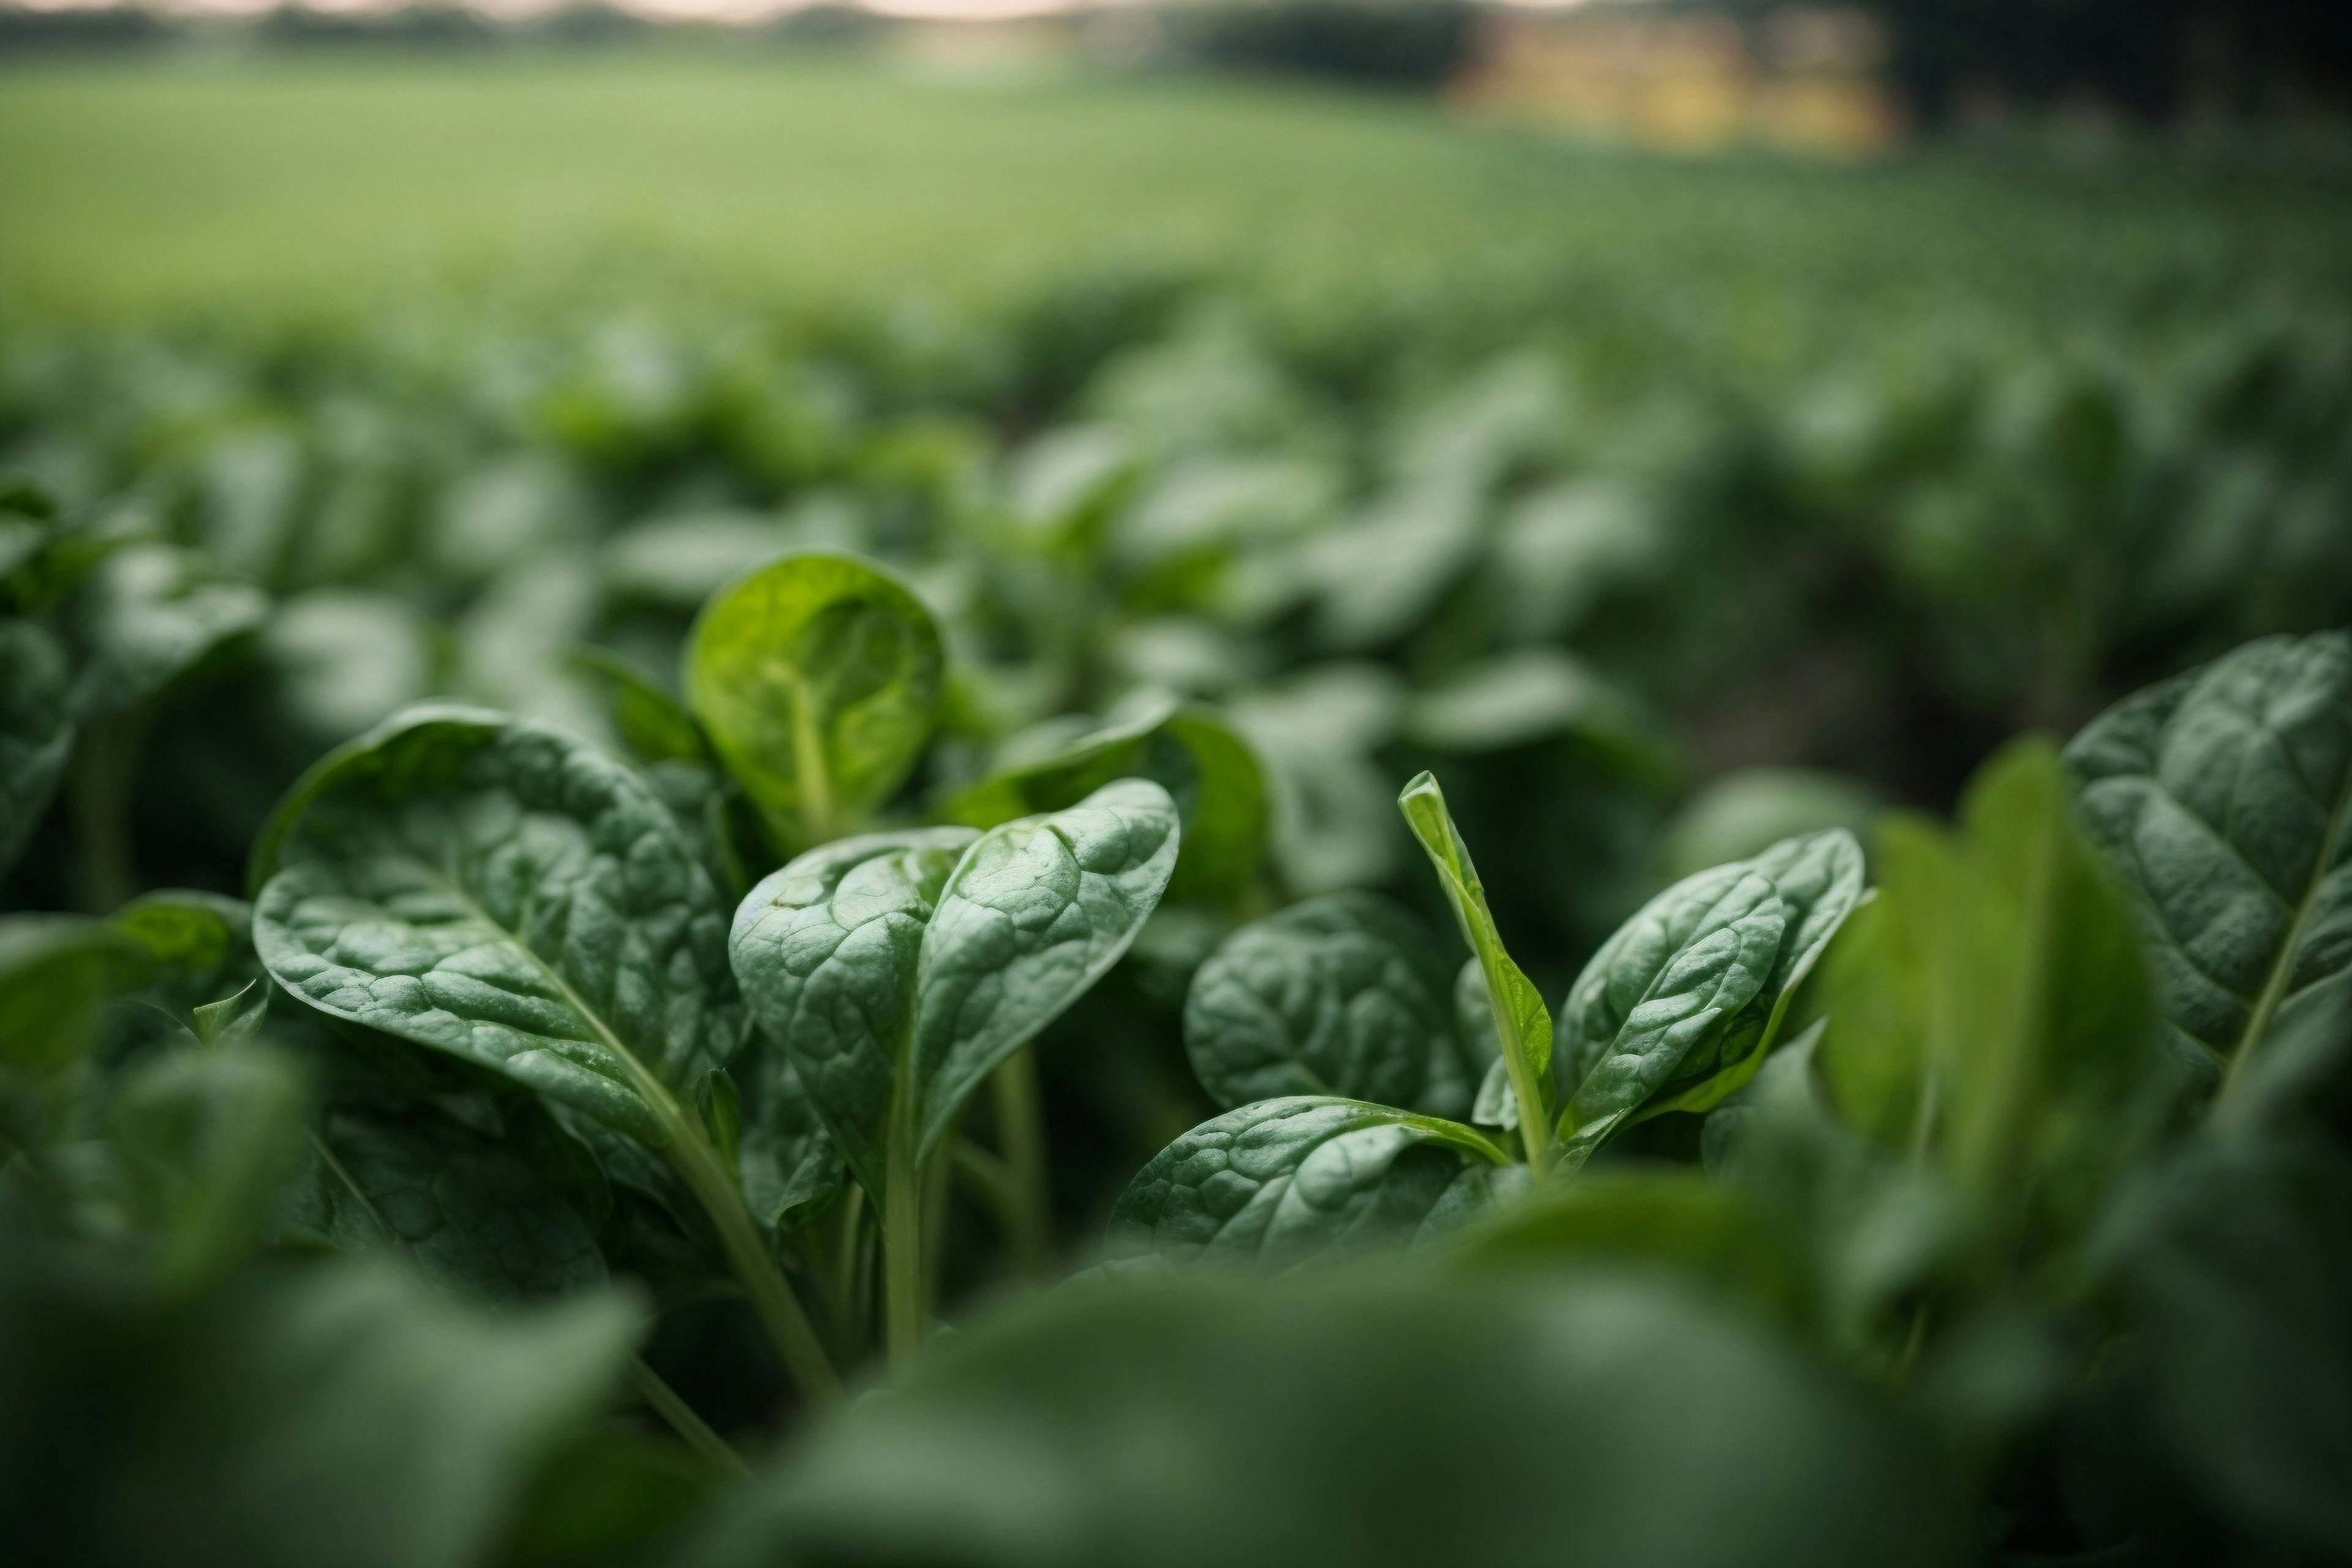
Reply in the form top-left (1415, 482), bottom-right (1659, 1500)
top-left (1110, 1096), bottom-right (1517, 1270)
top-left (107, 1042), bottom-right (309, 1290)
top-left (0, 618), bottom-right (73, 875)
top-left (68, 543), bottom-right (268, 718)
top-left (252, 706), bottom-right (745, 1147)
top-left (679, 1273), bottom-right (1970, 1568)
top-left (1183, 892), bottom-right (1482, 1118)
top-left (568, 646), bottom-right (707, 766)
top-left (2068, 630), bottom-right (2352, 1086)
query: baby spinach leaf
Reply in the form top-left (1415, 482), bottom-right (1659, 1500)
top-left (942, 695), bottom-right (1265, 903)
top-left (0, 618), bottom-right (73, 876)
top-left (732, 780), bottom-right (1178, 1194)
top-left (0, 914), bottom-right (154, 1080)
top-left (687, 551), bottom-right (943, 851)
top-left (736, 1049), bottom-right (847, 1232)
top-left (1110, 1096), bottom-right (1517, 1270)
top-left (2068, 630), bottom-right (2352, 1089)
top-left (1398, 771), bottom-right (1556, 1163)
top-left (909, 778), bottom-right (1179, 1160)
top-left (729, 827), bottom-right (979, 1198)
top-left (251, 706), bottom-right (746, 1148)
top-left (1182, 891), bottom-right (1482, 1119)
top-left (1556, 861), bottom-right (1785, 1161)
top-left (682, 1272), bottom-right (1971, 1568)
top-left (1558, 829), bottom-right (1865, 1161)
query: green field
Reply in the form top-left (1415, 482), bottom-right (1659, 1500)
top-left (6, 50), bottom-right (2350, 331)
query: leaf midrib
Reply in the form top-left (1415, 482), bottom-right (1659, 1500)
top-left (2220, 766), bottom-right (2352, 1096)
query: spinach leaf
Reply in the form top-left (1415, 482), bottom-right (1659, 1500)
top-left (251, 705), bottom-right (745, 1147)
top-left (736, 1049), bottom-right (848, 1232)
top-left (293, 1099), bottom-right (611, 1301)
top-left (2068, 629), bottom-right (2352, 1090)
top-left (1110, 1096), bottom-right (1517, 1269)
top-left (680, 1272), bottom-right (1970, 1568)
top-left (1182, 891), bottom-right (1483, 1119)
top-left (731, 780), bottom-right (1179, 1193)
top-left (0, 914), bottom-right (154, 1082)
top-left (1398, 771), bottom-right (1556, 1165)
top-left (1557, 829), bottom-right (1863, 1163)
top-left (943, 694), bottom-right (1265, 902)
top-left (569, 645), bottom-right (708, 766)
top-left (0, 1231), bottom-right (640, 1568)
top-left (687, 551), bottom-right (942, 851)
top-left (728, 826), bottom-right (978, 1198)
top-left (0, 618), bottom-right (73, 876)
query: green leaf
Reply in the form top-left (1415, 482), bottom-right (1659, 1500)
top-left (1449, 1168), bottom-right (1806, 1322)
top-left (728, 827), bottom-right (978, 1197)
top-left (190, 980), bottom-right (269, 1047)
top-left (0, 618), bottom-right (73, 876)
top-left (1811, 900), bottom-right (1931, 1149)
top-left (568, 646), bottom-right (709, 765)
top-left (1110, 1096), bottom-right (1517, 1270)
top-left (679, 1272), bottom-right (1972, 1568)
top-left (1558, 829), bottom-right (1865, 1157)
top-left (1662, 767), bottom-right (1881, 881)
top-left (686, 550), bottom-right (943, 851)
top-left (1397, 771), bottom-right (1556, 1157)
top-left (1182, 892), bottom-right (1482, 1119)
top-left (942, 695), bottom-right (1266, 902)
top-left (107, 1042), bottom-right (309, 1291)
top-left (67, 543), bottom-right (268, 718)
top-left (0, 914), bottom-right (154, 1080)
top-left (0, 1235), bottom-right (641, 1568)
top-left (1556, 862), bottom-right (1785, 1156)
top-left (2068, 630), bottom-right (2352, 1088)
top-left (2110, 1135), bottom-right (2352, 1558)
top-left (736, 1049), bottom-right (846, 1231)
top-left (294, 1099), bottom-right (611, 1302)
top-left (252, 706), bottom-right (746, 1147)
top-left (909, 778), bottom-right (1179, 1159)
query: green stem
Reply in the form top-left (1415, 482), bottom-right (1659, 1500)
top-left (630, 1359), bottom-right (751, 1480)
top-left (883, 1117), bottom-right (925, 1370)
top-left (989, 1047), bottom-right (1052, 1276)
top-left (658, 1112), bottom-right (842, 1406)
top-left (70, 707), bottom-right (147, 914)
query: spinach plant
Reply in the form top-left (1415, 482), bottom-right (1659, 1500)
top-left (1114, 769), bottom-right (1863, 1265)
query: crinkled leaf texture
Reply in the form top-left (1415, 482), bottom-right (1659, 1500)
top-left (252, 706), bottom-right (746, 1147)
top-left (0, 618), bottom-right (73, 877)
top-left (1559, 829), bottom-right (1864, 1158)
top-left (730, 779), bottom-right (1179, 1191)
top-left (1183, 891), bottom-right (1485, 1119)
top-left (2068, 630), bottom-right (2352, 1080)
top-left (1110, 1097), bottom-right (1518, 1270)
top-left (677, 1272), bottom-right (1970, 1568)
top-left (686, 550), bottom-right (942, 852)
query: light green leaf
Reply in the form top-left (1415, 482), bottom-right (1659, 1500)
top-left (0, 618), bottom-right (73, 876)
top-left (1398, 771), bottom-right (1555, 1156)
top-left (2068, 630), bottom-right (2352, 1087)
top-left (1664, 767), bottom-right (1881, 881)
top-left (1182, 892), bottom-right (1481, 1119)
top-left (190, 980), bottom-right (269, 1047)
top-left (680, 1272), bottom-right (1972, 1568)
top-left (729, 827), bottom-right (978, 1197)
top-left (942, 695), bottom-right (1265, 902)
top-left (252, 706), bottom-right (746, 1147)
top-left (1110, 1096), bottom-right (1517, 1270)
top-left (0, 914), bottom-right (154, 1080)
top-left (687, 550), bottom-right (943, 851)
top-left (910, 778), bottom-right (1179, 1159)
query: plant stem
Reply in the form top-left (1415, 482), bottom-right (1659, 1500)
top-left (883, 1117), bottom-right (925, 1370)
top-left (658, 1110), bottom-right (841, 1406)
top-left (630, 1359), bottom-right (751, 1480)
top-left (989, 1047), bottom-right (1052, 1276)
top-left (70, 707), bottom-right (146, 914)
